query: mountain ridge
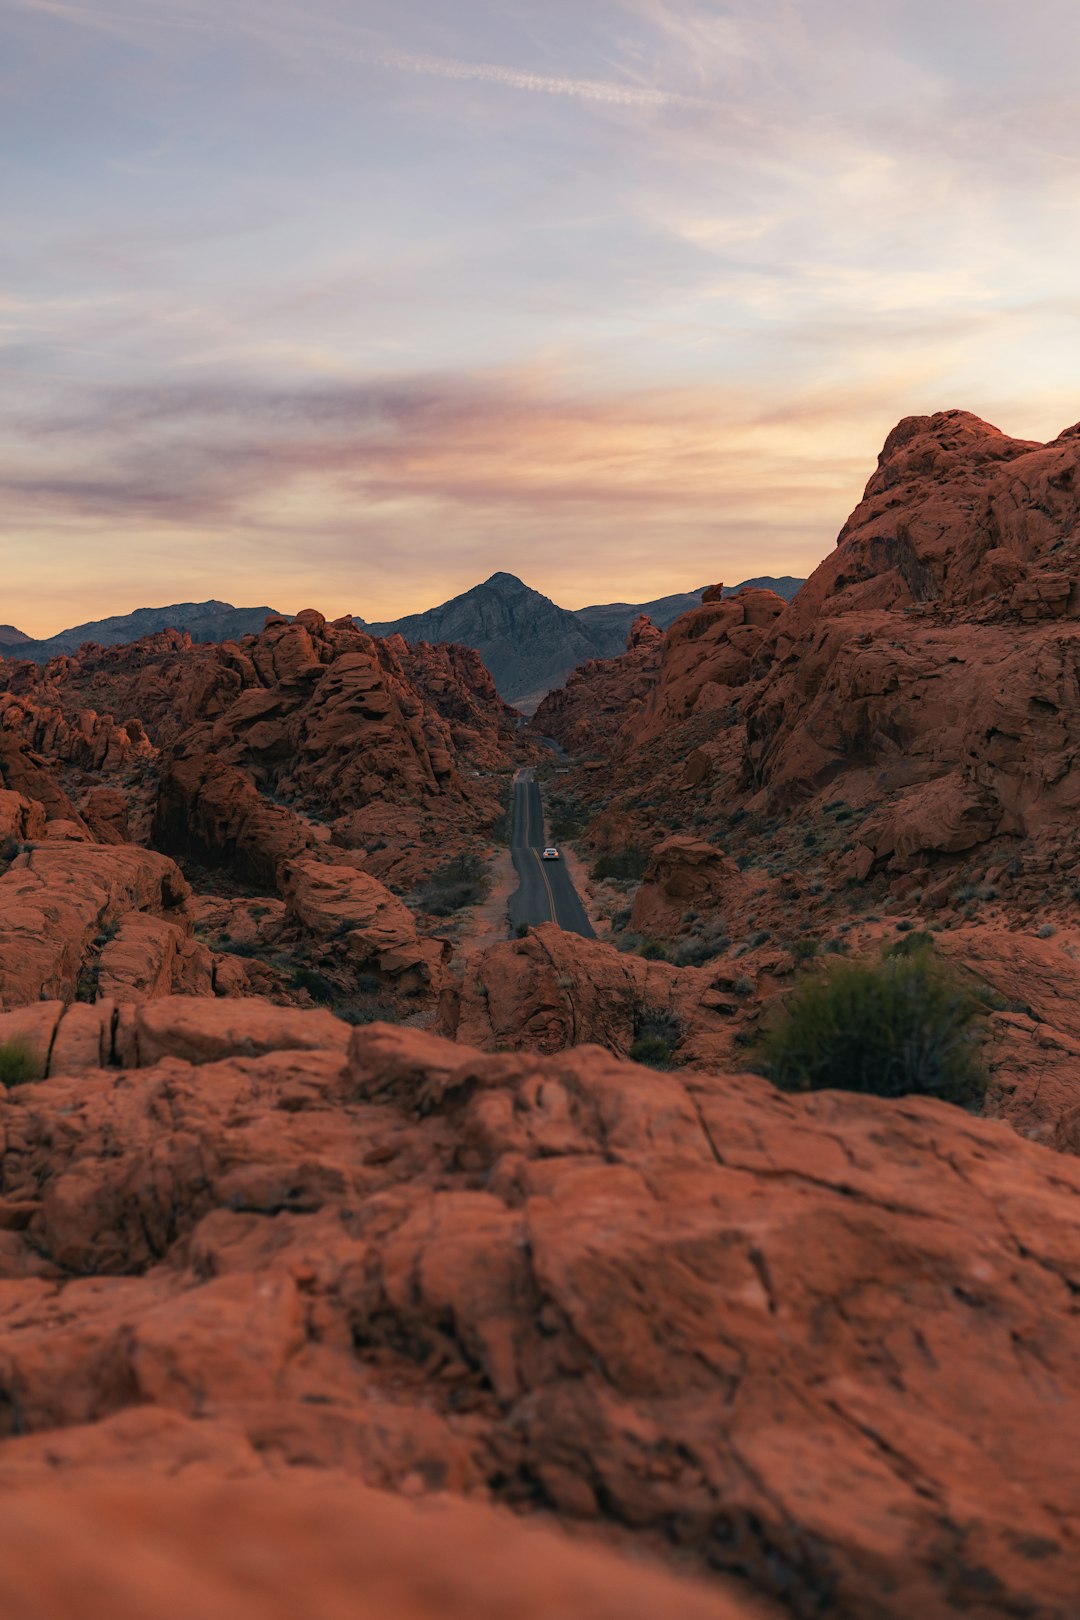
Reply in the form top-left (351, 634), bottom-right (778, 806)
top-left (2, 574), bottom-right (806, 711)
top-left (364, 571), bottom-right (805, 710)
top-left (0, 600), bottom-right (280, 662)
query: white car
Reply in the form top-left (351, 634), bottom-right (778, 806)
top-left (541, 847), bottom-right (561, 861)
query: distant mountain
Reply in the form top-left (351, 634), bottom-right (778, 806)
top-left (363, 574), bottom-right (598, 713)
top-left (364, 572), bottom-right (805, 711)
top-left (0, 601), bottom-right (280, 663)
top-left (573, 589), bottom-right (710, 656)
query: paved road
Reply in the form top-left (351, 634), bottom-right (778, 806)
top-left (508, 769), bottom-right (595, 938)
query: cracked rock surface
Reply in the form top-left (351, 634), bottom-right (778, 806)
top-left (0, 1008), bottom-right (1075, 1619)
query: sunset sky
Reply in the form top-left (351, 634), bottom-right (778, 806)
top-left (4, 0), bottom-right (1080, 636)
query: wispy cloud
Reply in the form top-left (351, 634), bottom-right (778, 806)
top-left (4, 0), bottom-right (1080, 632)
top-left (366, 45), bottom-right (702, 108)
top-left (8, 0), bottom-right (702, 108)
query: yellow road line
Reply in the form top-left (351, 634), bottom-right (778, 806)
top-left (532, 848), bottom-right (557, 923)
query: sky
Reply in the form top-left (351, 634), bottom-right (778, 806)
top-left (3, 0), bottom-right (1080, 635)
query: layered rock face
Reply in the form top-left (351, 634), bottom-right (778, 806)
top-left (153, 611), bottom-right (514, 891)
top-left (0, 1013), bottom-right (1073, 1619)
top-left (0, 611), bottom-right (521, 1020)
top-left (531, 615), bottom-right (663, 755)
top-left (544, 412), bottom-right (1080, 855)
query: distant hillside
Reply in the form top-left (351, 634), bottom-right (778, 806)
top-left (363, 573), bottom-right (600, 712)
top-left (0, 601), bottom-right (280, 662)
top-left (365, 572), bottom-right (805, 711)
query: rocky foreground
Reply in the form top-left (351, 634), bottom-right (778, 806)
top-left (0, 1002), bottom-right (1074, 1618)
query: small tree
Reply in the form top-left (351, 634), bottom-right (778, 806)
top-left (753, 948), bottom-right (987, 1105)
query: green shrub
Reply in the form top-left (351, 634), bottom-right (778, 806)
top-left (638, 939), bottom-right (670, 961)
top-left (591, 848), bottom-right (649, 883)
top-left (884, 930), bottom-right (935, 959)
top-left (672, 934), bottom-right (727, 967)
top-left (753, 949), bottom-right (987, 1104)
top-left (0, 1040), bottom-right (37, 1086)
top-left (0, 837), bottom-right (27, 878)
top-left (291, 967), bottom-right (336, 1004)
top-left (630, 1006), bottom-right (684, 1070)
top-left (791, 936), bottom-right (818, 963)
top-left (630, 1034), bottom-right (676, 1069)
top-left (416, 853), bottom-right (491, 916)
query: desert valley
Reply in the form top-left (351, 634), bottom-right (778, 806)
top-left (1, 408), bottom-right (1079, 1617)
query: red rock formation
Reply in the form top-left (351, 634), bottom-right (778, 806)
top-left (0, 1014), bottom-right (1072, 1616)
top-left (0, 840), bottom-right (201, 1010)
top-left (530, 615), bottom-right (663, 756)
top-left (629, 835), bottom-right (751, 938)
top-left (630, 587), bottom-right (786, 748)
top-left (0, 1475), bottom-right (761, 1620)
top-left (153, 612), bottom-right (513, 891)
top-left (448, 923), bottom-right (789, 1067)
top-left (747, 412), bottom-right (1080, 832)
top-left (394, 635), bottom-right (526, 772)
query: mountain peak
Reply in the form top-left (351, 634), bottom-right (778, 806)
top-left (481, 572), bottom-right (528, 594)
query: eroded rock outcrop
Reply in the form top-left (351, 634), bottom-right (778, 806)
top-left (531, 615), bottom-right (663, 756)
top-left (0, 1017), bottom-right (1073, 1618)
top-left (0, 840), bottom-right (198, 1011)
top-left (153, 613), bottom-right (512, 892)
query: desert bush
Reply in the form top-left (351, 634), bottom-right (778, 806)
top-left (591, 848), bottom-right (649, 883)
top-left (672, 934), bottom-right (727, 967)
top-left (638, 939), bottom-right (671, 961)
top-left (791, 936), bottom-right (818, 963)
top-left (550, 809), bottom-right (586, 843)
top-left (630, 1034), bottom-right (676, 1068)
top-left (0, 837), bottom-right (26, 876)
top-left (1036, 923), bottom-right (1058, 940)
top-left (291, 966), bottom-right (336, 1004)
top-left (416, 853), bottom-right (491, 916)
top-left (337, 999), bottom-right (398, 1026)
top-left (753, 949), bottom-right (987, 1104)
top-left (630, 1006), bottom-right (684, 1069)
top-left (0, 1040), bottom-right (37, 1086)
top-left (885, 930), bottom-right (935, 958)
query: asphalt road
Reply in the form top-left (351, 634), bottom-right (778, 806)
top-left (508, 769), bottom-right (595, 938)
